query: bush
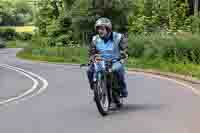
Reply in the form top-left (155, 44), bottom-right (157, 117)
top-left (56, 34), bottom-right (71, 46)
top-left (128, 34), bottom-right (145, 57)
top-left (55, 33), bottom-right (80, 47)
top-left (16, 32), bottom-right (33, 41)
top-left (30, 34), bottom-right (49, 48)
top-left (58, 15), bottom-right (72, 33)
top-left (128, 33), bottom-right (200, 64)
top-left (0, 27), bottom-right (16, 40)
top-left (0, 38), bottom-right (6, 48)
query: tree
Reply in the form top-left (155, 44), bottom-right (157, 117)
top-left (63, 0), bottom-right (76, 12)
top-left (0, 0), bottom-right (33, 26)
top-left (194, 0), bottom-right (199, 32)
top-left (0, 1), bottom-right (15, 26)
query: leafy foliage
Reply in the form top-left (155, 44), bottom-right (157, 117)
top-left (32, 0), bottom-right (200, 48)
top-left (128, 33), bottom-right (200, 64)
top-left (0, 0), bottom-right (33, 26)
top-left (0, 27), bottom-right (16, 40)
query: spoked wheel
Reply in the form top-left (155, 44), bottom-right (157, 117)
top-left (94, 75), bottom-right (110, 116)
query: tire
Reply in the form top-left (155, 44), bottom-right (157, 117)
top-left (94, 73), bottom-right (109, 116)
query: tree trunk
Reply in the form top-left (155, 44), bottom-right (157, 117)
top-left (194, 0), bottom-right (199, 16)
top-left (144, 0), bottom-right (153, 32)
top-left (194, 0), bottom-right (199, 32)
top-left (52, 0), bottom-right (60, 18)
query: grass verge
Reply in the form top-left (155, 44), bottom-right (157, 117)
top-left (17, 48), bottom-right (88, 64)
top-left (6, 40), bottom-right (29, 48)
top-left (17, 48), bottom-right (200, 79)
top-left (128, 58), bottom-right (200, 79)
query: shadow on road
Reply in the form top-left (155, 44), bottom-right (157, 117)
top-left (109, 103), bottom-right (166, 116)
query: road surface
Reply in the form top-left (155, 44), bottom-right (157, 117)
top-left (0, 48), bottom-right (200, 133)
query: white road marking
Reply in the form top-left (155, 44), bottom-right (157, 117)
top-left (0, 61), bottom-right (198, 107)
top-left (0, 64), bottom-right (39, 105)
top-left (3, 64), bottom-right (49, 95)
top-left (1, 64), bottom-right (49, 103)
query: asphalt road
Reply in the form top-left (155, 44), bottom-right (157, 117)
top-left (0, 48), bottom-right (200, 133)
top-left (0, 66), bottom-right (32, 100)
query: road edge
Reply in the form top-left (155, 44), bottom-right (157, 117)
top-left (13, 48), bottom-right (200, 84)
top-left (16, 56), bottom-right (200, 85)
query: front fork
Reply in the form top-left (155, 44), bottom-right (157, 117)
top-left (93, 71), bottom-right (112, 105)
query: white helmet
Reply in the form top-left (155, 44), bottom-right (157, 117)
top-left (95, 17), bottom-right (112, 31)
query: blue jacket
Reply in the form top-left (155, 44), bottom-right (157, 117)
top-left (89, 32), bottom-right (128, 60)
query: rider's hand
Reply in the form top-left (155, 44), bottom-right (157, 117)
top-left (120, 51), bottom-right (128, 64)
top-left (89, 56), bottom-right (94, 64)
top-left (120, 51), bottom-right (128, 59)
top-left (89, 54), bottom-right (100, 63)
top-left (120, 59), bottom-right (128, 64)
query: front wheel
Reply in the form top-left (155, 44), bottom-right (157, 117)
top-left (93, 73), bottom-right (109, 116)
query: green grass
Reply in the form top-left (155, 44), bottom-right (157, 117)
top-left (17, 47), bottom-right (88, 64)
top-left (17, 50), bottom-right (66, 63)
top-left (127, 57), bottom-right (200, 79)
top-left (128, 33), bottom-right (200, 64)
top-left (6, 40), bottom-right (29, 48)
top-left (17, 48), bottom-right (200, 79)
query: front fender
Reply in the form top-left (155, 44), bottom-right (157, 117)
top-left (93, 71), bottom-right (102, 82)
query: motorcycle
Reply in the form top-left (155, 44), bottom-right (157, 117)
top-left (81, 55), bottom-right (124, 116)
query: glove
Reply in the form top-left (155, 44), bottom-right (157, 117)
top-left (89, 54), bottom-right (100, 64)
top-left (120, 51), bottom-right (128, 64)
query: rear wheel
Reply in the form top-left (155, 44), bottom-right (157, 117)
top-left (94, 73), bottom-right (109, 116)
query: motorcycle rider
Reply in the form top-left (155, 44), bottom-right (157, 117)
top-left (87, 17), bottom-right (128, 98)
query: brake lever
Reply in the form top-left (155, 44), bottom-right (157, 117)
top-left (80, 64), bottom-right (89, 68)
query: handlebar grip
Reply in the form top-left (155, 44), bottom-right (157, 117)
top-left (80, 64), bottom-right (90, 68)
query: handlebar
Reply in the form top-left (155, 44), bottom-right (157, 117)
top-left (80, 54), bottom-right (127, 68)
top-left (80, 58), bottom-right (121, 68)
top-left (80, 63), bottom-right (90, 68)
